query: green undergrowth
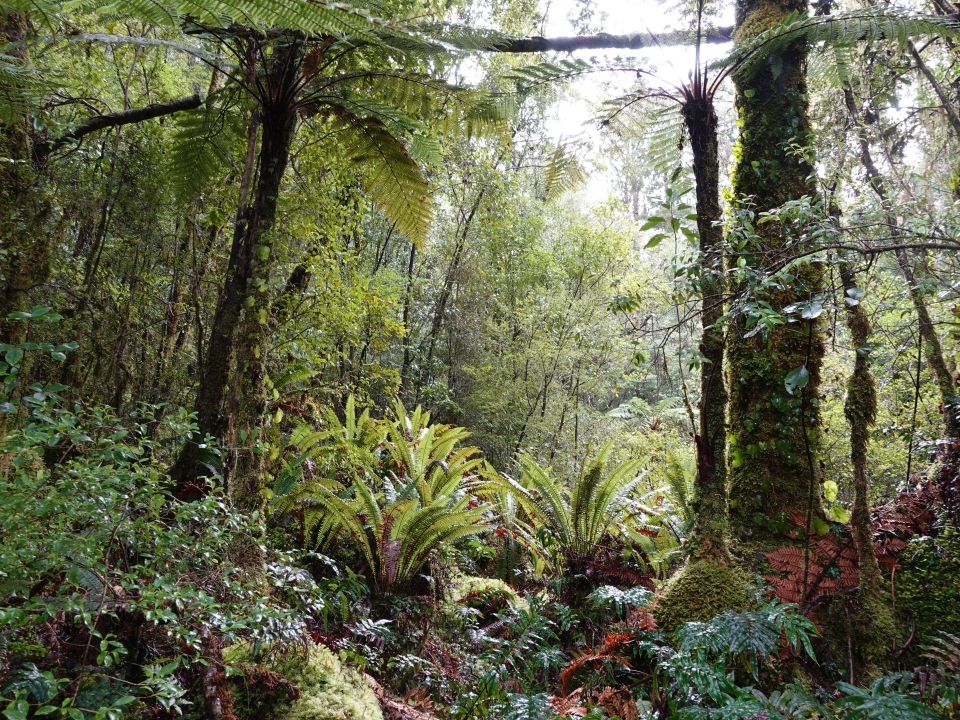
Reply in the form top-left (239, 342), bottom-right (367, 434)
top-left (895, 530), bottom-right (960, 664)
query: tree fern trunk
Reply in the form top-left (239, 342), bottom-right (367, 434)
top-left (683, 95), bottom-right (731, 563)
top-left (227, 41), bottom-right (302, 512)
top-left (726, 0), bottom-right (826, 541)
top-left (171, 40), bottom-right (301, 501)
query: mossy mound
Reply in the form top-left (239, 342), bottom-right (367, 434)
top-left (654, 559), bottom-right (751, 632)
top-left (450, 575), bottom-right (529, 612)
top-left (228, 644), bottom-right (383, 720)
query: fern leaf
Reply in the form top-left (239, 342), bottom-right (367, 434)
top-left (165, 94), bottom-right (246, 203)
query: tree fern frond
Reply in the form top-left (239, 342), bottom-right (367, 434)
top-left (0, 51), bottom-right (47, 123)
top-left (461, 90), bottom-right (517, 137)
top-left (722, 8), bottom-right (960, 80)
top-left (602, 96), bottom-right (684, 175)
top-left (808, 42), bottom-right (855, 88)
top-left (61, 0), bottom-right (393, 41)
top-left (322, 109), bottom-right (433, 244)
top-left (164, 94), bottom-right (246, 203)
top-left (409, 21), bottom-right (514, 52)
top-left (542, 144), bottom-right (585, 200)
top-left (508, 58), bottom-right (596, 92)
top-left (58, 32), bottom-right (218, 64)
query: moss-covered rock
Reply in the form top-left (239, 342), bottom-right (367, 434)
top-left (228, 644), bottom-right (383, 720)
top-left (450, 575), bottom-right (529, 612)
top-left (654, 560), bottom-right (751, 632)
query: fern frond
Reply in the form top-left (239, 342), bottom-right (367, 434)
top-left (508, 58), bottom-right (595, 92)
top-left (723, 8), bottom-right (960, 80)
top-left (69, 0), bottom-right (391, 40)
top-left (601, 96), bottom-right (684, 175)
top-left (321, 108), bottom-right (433, 244)
top-left (542, 144), bottom-right (585, 200)
top-left (409, 22), bottom-right (514, 52)
top-left (165, 93), bottom-right (246, 203)
top-left (0, 50), bottom-right (48, 123)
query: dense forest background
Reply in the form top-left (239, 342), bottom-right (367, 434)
top-left (4, 0), bottom-right (960, 717)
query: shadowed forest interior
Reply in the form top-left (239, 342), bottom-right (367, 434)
top-left (4, 0), bottom-right (960, 717)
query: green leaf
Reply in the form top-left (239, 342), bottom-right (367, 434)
top-left (639, 216), bottom-right (665, 231)
top-left (645, 233), bottom-right (668, 249)
top-left (823, 480), bottom-right (838, 502)
top-left (830, 506), bottom-right (851, 523)
top-left (844, 289), bottom-right (863, 306)
top-left (784, 366), bottom-right (809, 395)
top-left (800, 300), bottom-right (823, 319)
top-left (4, 347), bottom-right (23, 365)
top-left (812, 517), bottom-right (830, 535)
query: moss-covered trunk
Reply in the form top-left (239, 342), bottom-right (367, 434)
top-left (726, 0), bottom-right (825, 541)
top-left (229, 72), bottom-right (300, 512)
top-left (895, 250), bottom-right (960, 440)
top-left (0, 11), bottom-right (49, 346)
top-left (842, 86), bottom-right (960, 441)
top-left (654, 94), bottom-right (753, 631)
top-left (839, 263), bottom-right (895, 668)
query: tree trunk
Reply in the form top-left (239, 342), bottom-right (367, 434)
top-left (725, 0), bottom-right (826, 541)
top-left (842, 86), bottom-right (960, 440)
top-left (895, 251), bottom-right (960, 439)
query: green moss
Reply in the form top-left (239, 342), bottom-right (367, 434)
top-left (450, 575), bottom-right (529, 611)
top-left (228, 644), bottom-right (383, 720)
top-left (732, 2), bottom-right (790, 44)
top-left (654, 560), bottom-right (751, 632)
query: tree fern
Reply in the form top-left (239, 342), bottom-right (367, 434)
top-left (721, 8), bottom-right (960, 81)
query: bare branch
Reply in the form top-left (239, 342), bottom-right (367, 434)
top-left (477, 27), bottom-right (732, 53)
top-left (34, 94), bottom-right (203, 161)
